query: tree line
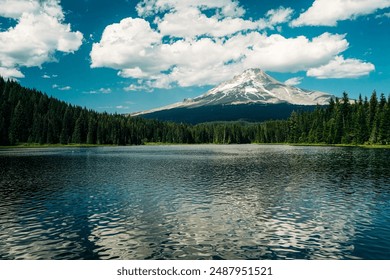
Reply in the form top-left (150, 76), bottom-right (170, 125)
top-left (0, 77), bottom-right (389, 146)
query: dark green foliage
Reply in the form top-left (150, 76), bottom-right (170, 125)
top-left (280, 91), bottom-right (390, 145)
top-left (0, 77), bottom-right (389, 146)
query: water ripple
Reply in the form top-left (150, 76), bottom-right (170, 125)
top-left (0, 145), bottom-right (389, 259)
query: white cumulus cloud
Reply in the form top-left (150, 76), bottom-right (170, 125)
top-left (241, 32), bottom-right (349, 72)
top-left (136, 0), bottom-right (246, 18)
top-left (93, 28), bottom-right (349, 89)
top-left (0, 0), bottom-right (83, 80)
top-left (99, 88), bottom-right (112, 94)
top-left (42, 74), bottom-right (57, 79)
top-left (148, 3), bottom-right (293, 39)
top-left (0, 67), bottom-right (24, 79)
top-left (291, 0), bottom-right (390, 27)
top-left (376, 12), bottom-right (390, 18)
top-left (307, 56), bottom-right (375, 79)
top-left (85, 88), bottom-right (112, 94)
top-left (285, 77), bottom-right (304, 86)
top-left (91, 18), bottom-right (162, 73)
top-left (266, 6), bottom-right (294, 26)
top-left (58, 86), bottom-right (71, 91)
top-left (155, 7), bottom-right (261, 38)
top-left (0, 0), bottom-right (41, 18)
top-left (90, 0), bottom-right (375, 90)
top-left (52, 84), bottom-right (71, 90)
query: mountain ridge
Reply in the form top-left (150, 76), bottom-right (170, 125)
top-left (132, 69), bottom-right (333, 115)
top-left (131, 69), bottom-right (334, 123)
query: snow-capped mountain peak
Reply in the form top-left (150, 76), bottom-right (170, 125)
top-left (189, 68), bottom-right (333, 107)
top-left (206, 68), bottom-right (278, 95)
top-left (132, 69), bottom-right (334, 116)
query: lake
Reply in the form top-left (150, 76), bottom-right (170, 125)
top-left (0, 145), bottom-right (389, 260)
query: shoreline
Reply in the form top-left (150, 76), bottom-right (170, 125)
top-left (1, 143), bottom-right (390, 149)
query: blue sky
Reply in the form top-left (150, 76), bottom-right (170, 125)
top-left (0, 0), bottom-right (389, 113)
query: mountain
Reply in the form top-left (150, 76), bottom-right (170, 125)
top-left (132, 69), bottom-right (334, 123)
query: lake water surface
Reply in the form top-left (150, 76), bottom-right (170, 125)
top-left (0, 145), bottom-right (389, 260)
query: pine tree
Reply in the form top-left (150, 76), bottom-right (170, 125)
top-left (0, 116), bottom-right (5, 145)
top-left (354, 95), bottom-right (368, 144)
top-left (368, 91), bottom-right (378, 128)
top-left (60, 107), bottom-right (73, 144)
top-left (87, 115), bottom-right (97, 144)
top-left (288, 111), bottom-right (299, 142)
top-left (378, 95), bottom-right (389, 144)
top-left (72, 111), bottom-right (86, 143)
top-left (9, 101), bottom-right (26, 145)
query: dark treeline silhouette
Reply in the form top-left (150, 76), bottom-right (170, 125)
top-left (283, 92), bottom-right (390, 145)
top-left (1, 77), bottom-right (389, 146)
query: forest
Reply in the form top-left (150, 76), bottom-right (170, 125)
top-left (0, 76), bottom-right (389, 146)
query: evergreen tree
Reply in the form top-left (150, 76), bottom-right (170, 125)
top-left (354, 95), bottom-right (368, 144)
top-left (72, 111), bottom-right (86, 143)
top-left (87, 115), bottom-right (97, 144)
top-left (60, 107), bottom-right (74, 144)
top-left (378, 95), bottom-right (390, 144)
top-left (9, 101), bottom-right (26, 144)
top-left (368, 91), bottom-right (378, 128)
top-left (288, 111), bottom-right (299, 142)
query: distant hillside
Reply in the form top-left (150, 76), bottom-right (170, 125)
top-left (139, 103), bottom-right (319, 124)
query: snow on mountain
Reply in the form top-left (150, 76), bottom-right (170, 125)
top-left (133, 69), bottom-right (333, 116)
